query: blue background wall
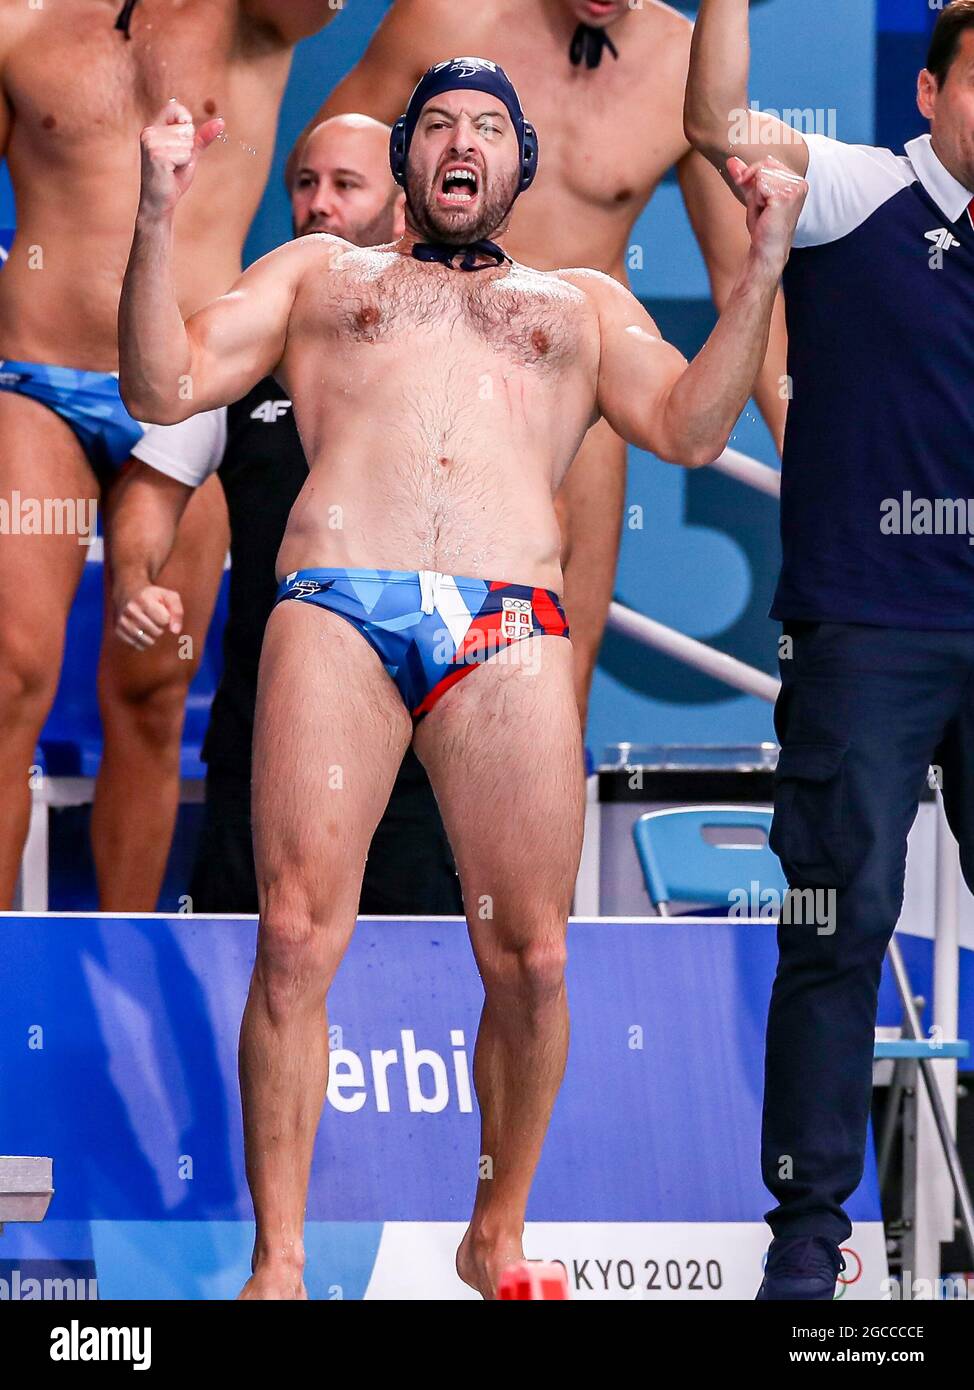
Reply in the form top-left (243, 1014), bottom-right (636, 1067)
top-left (0, 0), bottom-right (940, 758)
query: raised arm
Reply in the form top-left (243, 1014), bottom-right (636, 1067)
top-left (684, 0), bottom-right (809, 186)
top-left (119, 102), bottom-right (309, 424)
top-left (284, 0), bottom-right (466, 190)
top-left (586, 155), bottom-right (806, 467)
top-left (678, 148), bottom-right (789, 453)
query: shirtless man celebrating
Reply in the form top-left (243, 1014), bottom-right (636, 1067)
top-left (302, 0), bottom-right (790, 728)
top-left (110, 115), bottom-right (462, 921)
top-left (0, 0), bottom-right (337, 908)
top-left (120, 58), bottom-right (805, 1299)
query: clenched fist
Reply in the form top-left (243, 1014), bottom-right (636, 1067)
top-left (139, 100), bottom-right (225, 217)
top-left (115, 583), bottom-right (184, 650)
top-left (729, 155), bottom-right (808, 273)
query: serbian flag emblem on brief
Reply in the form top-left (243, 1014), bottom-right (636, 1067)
top-left (501, 597), bottom-right (533, 641)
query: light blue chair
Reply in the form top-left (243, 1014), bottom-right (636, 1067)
top-left (632, 805), bottom-right (783, 917)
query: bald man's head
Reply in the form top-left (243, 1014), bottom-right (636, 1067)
top-left (291, 114), bottom-right (405, 246)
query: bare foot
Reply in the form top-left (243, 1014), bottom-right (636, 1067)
top-left (456, 1225), bottom-right (524, 1300)
top-left (238, 1266), bottom-right (308, 1300)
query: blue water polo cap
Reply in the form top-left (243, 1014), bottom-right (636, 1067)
top-left (390, 57), bottom-right (539, 194)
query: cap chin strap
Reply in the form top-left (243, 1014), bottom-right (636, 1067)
top-left (570, 23), bottom-right (619, 69)
top-left (115, 0), bottom-right (139, 38)
top-left (411, 239), bottom-right (509, 272)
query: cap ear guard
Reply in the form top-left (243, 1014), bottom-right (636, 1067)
top-left (520, 120), bottom-right (539, 192)
top-left (390, 116), bottom-right (408, 188)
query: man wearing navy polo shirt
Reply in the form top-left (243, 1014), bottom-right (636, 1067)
top-left (686, 0), bottom-right (974, 1298)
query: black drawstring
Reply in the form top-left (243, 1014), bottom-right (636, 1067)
top-left (411, 239), bottom-right (509, 272)
top-left (115, 0), bottom-right (139, 38)
top-left (570, 23), bottom-right (619, 70)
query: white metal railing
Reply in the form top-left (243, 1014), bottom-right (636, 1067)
top-left (606, 443), bottom-right (781, 701)
top-left (709, 445), bottom-right (781, 498)
top-left (606, 602), bottom-right (780, 703)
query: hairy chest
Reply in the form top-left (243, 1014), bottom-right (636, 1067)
top-left (317, 262), bottom-right (587, 376)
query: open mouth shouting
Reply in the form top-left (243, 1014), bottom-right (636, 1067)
top-left (437, 162), bottom-right (481, 209)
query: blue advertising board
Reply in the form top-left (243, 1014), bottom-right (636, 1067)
top-left (0, 914), bottom-right (885, 1300)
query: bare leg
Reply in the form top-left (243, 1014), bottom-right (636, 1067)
top-left (93, 473), bottom-right (228, 909)
top-left (554, 418), bottom-right (627, 735)
top-left (0, 393), bottom-right (94, 905)
top-left (413, 635), bottom-right (585, 1298)
top-left (239, 602), bottom-right (411, 1299)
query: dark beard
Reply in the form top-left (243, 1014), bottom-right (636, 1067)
top-left (405, 164), bottom-right (519, 244)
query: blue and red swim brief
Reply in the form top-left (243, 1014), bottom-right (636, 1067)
top-left (276, 567), bottom-right (571, 722)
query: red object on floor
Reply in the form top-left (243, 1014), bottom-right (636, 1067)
top-left (497, 1261), bottom-right (570, 1300)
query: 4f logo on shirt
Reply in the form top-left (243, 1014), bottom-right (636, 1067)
top-left (501, 597), bottom-right (533, 641)
top-left (925, 227), bottom-right (960, 270)
top-left (251, 399), bottom-right (292, 422)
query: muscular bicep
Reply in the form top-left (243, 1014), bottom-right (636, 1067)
top-left (319, 0), bottom-right (465, 126)
top-left (322, 0), bottom-right (489, 120)
top-left (181, 246), bottom-right (303, 415)
top-left (288, 0), bottom-right (485, 187)
top-left (678, 149), bottom-right (752, 299)
top-left (322, 18), bottom-right (421, 123)
top-left (590, 281), bottom-right (689, 456)
top-left (286, 0), bottom-right (431, 186)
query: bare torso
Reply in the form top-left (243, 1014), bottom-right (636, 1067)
top-left (0, 0), bottom-right (291, 369)
top-left (488, 2), bottom-right (692, 278)
top-left (275, 240), bottom-right (603, 590)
